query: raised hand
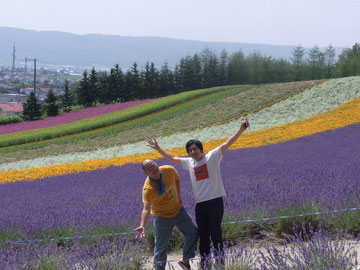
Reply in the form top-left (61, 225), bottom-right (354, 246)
top-left (146, 137), bottom-right (159, 149)
top-left (241, 119), bottom-right (250, 131)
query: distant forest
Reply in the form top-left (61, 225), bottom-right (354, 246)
top-left (74, 43), bottom-right (360, 107)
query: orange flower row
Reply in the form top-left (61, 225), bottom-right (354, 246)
top-left (1, 96), bottom-right (359, 184)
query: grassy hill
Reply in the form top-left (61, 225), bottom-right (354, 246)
top-left (0, 80), bottom-right (321, 163)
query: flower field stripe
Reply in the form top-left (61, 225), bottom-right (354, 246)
top-left (1, 95), bottom-right (360, 183)
top-left (2, 76), bottom-right (352, 164)
top-left (0, 77), bottom-right (359, 172)
top-left (0, 95), bottom-right (207, 148)
top-left (0, 85), bottom-right (231, 148)
top-left (0, 99), bottom-right (154, 135)
top-left (0, 85), bottom-right (253, 154)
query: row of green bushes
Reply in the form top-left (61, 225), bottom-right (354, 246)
top-left (0, 85), bottom-right (252, 153)
top-left (0, 86), bottom-right (239, 148)
top-left (0, 115), bottom-right (23, 125)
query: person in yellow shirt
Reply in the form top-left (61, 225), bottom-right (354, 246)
top-left (133, 159), bottom-right (198, 270)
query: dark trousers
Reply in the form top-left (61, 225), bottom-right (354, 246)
top-left (195, 197), bottom-right (224, 260)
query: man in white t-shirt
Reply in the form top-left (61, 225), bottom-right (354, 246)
top-left (146, 119), bottom-right (249, 268)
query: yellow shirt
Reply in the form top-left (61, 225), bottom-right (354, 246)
top-left (142, 165), bottom-right (181, 217)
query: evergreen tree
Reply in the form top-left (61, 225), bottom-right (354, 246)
top-left (228, 50), bottom-right (249, 84)
top-left (125, 62), bottom-right (143, 100)
top-left (247, 51), bottom-right (264, 84)
top-left (22, 91), bottom-right (42, 120)
top-left (98, 72), bottom-right (111, 104)
top-left (324, 44), bottom-right (336, 78)
top-left (201, 48), bottom-right (219, 88)
top-left (142, 62), bottom-right (160, 97)
top-left (114, 64), bottom-right (125, 101)
top-left (275, 58), bottom-right (291, 82)
top-left (89, 68), bottom-right (98, 105)
top-left (45, 89), bottom-right (59, 116)
top-left (159, 61), bottom-right (175, 95)
top-left (173, 64), bottom-right (183, 93)
top-left (218, 49), bottom-right (229, 86)
top-left (177, 56), bottom-right (195, 91)
top-left (307, 45), bottom-right (325, 79)
top-left (108, 67), bottom-right (118, 102)
top-left (191, 54), bottom-right (202, 90)
top-left (78, 71), bottom-right (92, 107)
top-left (61, 80), bottom-right (73, 112)
top-left (336, 43), bottom-right (360, 77)
top-left (261, 55), bottom-right (276, 83)
top-left (291, 45), bottom-right (306, 81)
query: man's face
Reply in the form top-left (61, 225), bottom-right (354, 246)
top-left (143, 160), bottom-right (160, 179)
top-left (188, 144), bottom-right (204, 161)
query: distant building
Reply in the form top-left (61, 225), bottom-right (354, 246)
top-left (0, 103), bottom-right (23, 115)
top-left (20, 87), bottom-right (61, 101)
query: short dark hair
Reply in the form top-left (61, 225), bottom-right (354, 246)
top-left (185, 140), bottom-right (203, 154)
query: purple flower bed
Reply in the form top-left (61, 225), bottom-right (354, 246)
top-left (223, 123), bottom-right (360, 216)
top-left (0, 99), bottom-right (153, 135)
top-left (0, 238), bottom-right (146, 270)
top-left (0, 123), bottom-right (359, 239)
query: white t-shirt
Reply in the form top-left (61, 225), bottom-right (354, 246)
top-left (180, 146), bottom-right (226, 203)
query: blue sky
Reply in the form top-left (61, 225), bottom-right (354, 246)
top-left (1, 0), bottom-right (359, 47)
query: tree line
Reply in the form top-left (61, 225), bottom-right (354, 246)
top-left (23, 43), bottom-right (360, 120)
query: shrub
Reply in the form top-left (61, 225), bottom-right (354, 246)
top-left (0, 115), bottom-right (23, 125)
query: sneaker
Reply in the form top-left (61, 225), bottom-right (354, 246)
top-left (178, 260), bottom-right (191, 270)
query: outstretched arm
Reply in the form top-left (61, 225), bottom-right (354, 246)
top-left (133, 203), bottom-right (151, 240)
top-left (220, 119), bottom-right (249, 155)
top-left (146, 138), bottom-right (182, 165)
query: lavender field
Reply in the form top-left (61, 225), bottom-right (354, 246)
top-left (1, 123), bottom-right (359, 241)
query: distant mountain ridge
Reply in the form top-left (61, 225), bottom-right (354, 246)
top-left (0, 26), bottom-right (345, 69)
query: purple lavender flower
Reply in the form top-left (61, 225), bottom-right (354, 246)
top-left (0, 123), bottom-right (359, 240)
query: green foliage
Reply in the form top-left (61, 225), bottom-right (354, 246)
top-left (60, 80), bottom-right (73, 112)
top-left (44, 89), bottom-right (59, 117)
top-left (292, 45), bottom-right (306, 81)
top-left (22, 91), bottom-right (42, 120)
top-left (125, 62), bottom-right (143, 101)
top-left (327, 209), bottom-right (360, 234)
top-left (77, 70), bottom-right (92, 107)
top-left (0, 115), bottom-right (23, 125)
top-left (33, 256), bottom-right (61, 270)
top-left (271, 204), bottom-right (323, 238)
top-left (0, 230), bottom-right (21, 248)
top-left (222, 214), bottom-right (263, 243)
top-left (336, 43), bottom-right (360, 77)
top-left (159, 61), bottom-right (175, 96)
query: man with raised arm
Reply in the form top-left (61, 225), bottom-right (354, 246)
top-left (133, 159), bottom-right (198, 270)
top-left (146, 120), bottom-right (249, 268)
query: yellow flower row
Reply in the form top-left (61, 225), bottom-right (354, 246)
top-left (1, 95), bottom-right (359, 184)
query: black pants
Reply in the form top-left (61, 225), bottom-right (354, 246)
top-left (195, 197), bottom-right (224, 260)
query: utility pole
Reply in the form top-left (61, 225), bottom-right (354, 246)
top-left (12, 43), bottom-right (16, 79)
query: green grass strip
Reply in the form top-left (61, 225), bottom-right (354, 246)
top-left (0, 86), bottom-right (234, 148)
top-left (0, 85), bottom-right (252, 153)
